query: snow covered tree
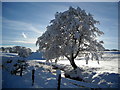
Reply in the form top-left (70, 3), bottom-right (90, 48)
top-left (36, 6), bottom-right (104, 69)
top-left (18, 47), bottom-right (32, 58)
top-left (1, 47), bottom-right (5, 52)
top-left (12, 46), bottom-right (21, 53)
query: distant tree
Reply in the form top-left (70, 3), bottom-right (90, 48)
top-left (12, 46), bottom-right (21, 53)
top-left (7, 47), bottom-right (12, 53)
top-left (104, 49), bottom-right (110, 51)
top-left (36, 7), bottom-right (104, 69)
top-left (5, 47), bottom-right (12, 53)
top-left (1, 47), bottom-right (5, 52)
top-left (18, 47), bottom-right (32, 57)
top-left (111, 49), bottom-right (118, 51)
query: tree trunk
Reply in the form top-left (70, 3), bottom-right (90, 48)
top-left (65, 54), bottom-right (77, 70)
top-left (69, 58), bottom-right (77, 70)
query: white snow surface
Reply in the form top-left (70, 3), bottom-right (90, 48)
top-left (1, 52), bottom-right (120, 88)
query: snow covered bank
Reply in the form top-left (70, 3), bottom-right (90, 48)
top-left (1, 53), bottom-right (88, 88)
top-left (1, 52), bottom-right (120, 88)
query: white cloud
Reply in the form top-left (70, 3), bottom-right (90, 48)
top-left (22, 32), bottom-right (27, 39)
top-left (3, 18), bottom-right (44, 35)
top-left (10, 38), bottom-right (37, 44)
top-left (12, 40), bottom-right (35, 44)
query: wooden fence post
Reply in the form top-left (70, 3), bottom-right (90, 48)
top-left (32, 69), bottom-right (35, 86)
top-left (56, 69), bottom-right (61, 90)
top-left (57, 74), bottom-right (61, 90)
top-left (20, 65), bottom-right (23, 76)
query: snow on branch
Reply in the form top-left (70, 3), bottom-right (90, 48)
top-left (36, 6), bottom-right (105, 66)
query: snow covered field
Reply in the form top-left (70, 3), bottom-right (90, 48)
top-left (57, 53), bottom-right (119, 74)
top-left (1, 52), bottom-right (120, 88)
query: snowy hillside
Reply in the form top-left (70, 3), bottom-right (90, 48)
top-left (1, 52), bottom-right (120, 88)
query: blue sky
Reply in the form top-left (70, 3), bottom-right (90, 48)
top-left (2, 2), bottom-right (118, 51)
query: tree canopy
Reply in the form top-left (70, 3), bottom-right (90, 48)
top-left (36, 6), bottom-right (104, 69)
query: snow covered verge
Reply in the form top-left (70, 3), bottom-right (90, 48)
top-left (1, 52), bottom-right (120, 88)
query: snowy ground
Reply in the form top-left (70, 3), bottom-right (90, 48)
top-left (57, 54), bottom-right (119, 74)
top-left (1, 52), bottom-right (120, 88)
